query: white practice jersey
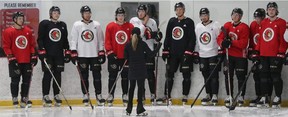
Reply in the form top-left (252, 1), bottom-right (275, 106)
top-left (130, 17), bottom-right (158, 50)
top-left (70, 20), bottom-right (104, 57)
top-left (195, 21), bottom-right (221, 58)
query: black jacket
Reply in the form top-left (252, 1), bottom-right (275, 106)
top-left (124, 39), bottom-right (161, 80)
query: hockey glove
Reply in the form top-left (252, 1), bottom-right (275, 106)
top-left (98, 50), bottom-right (106, 64)
top-left (221, 39), bottom-right (232, 48)
top-left (155, 31), bottom-right (163, 42)
top-left (162, 49), bottom-right (169, 61)
top-left (7, 54), bottom-right (20, 77)
top-left (192, 52), bottom-right (199, 64)
top-left (144, 27), bottom-right (152, 39)
top-left (71, 50), bottom-right (78, 65)
top-left (247, 47), bottom-right (253, 60)
top-left (30, 53), bottom-right (38, 66)
top-left (64, 50), bottom-right (71, 63)
top-left (38, 49), bottom-right (46, 61)
top-left (217, 49), bottom-right (225, 63)
top-left (183, 50), bottom-right (193, 63)
top-left (250, 50), bottom-right (260, 64)
top-left (284, 54), bottom-right (288, 65)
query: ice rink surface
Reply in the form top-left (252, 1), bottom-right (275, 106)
top-left (0, 105), bottom-right (288, 117)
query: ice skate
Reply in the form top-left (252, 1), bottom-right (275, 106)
top-left (96, 94), bottom-right (105, 106)
top-left (107, 94), bottom-right (114, 107)
top-left (12, 97), bottom-right (19, 108)
top-left (82, 94), bottom-right (89, 106)
top-left (43, 95), bottom-right (52, 107)
top-left (237, 96), bottom-right (244, 107)
top-left (182, 95), bottom-right (188, 105)
top-left (150, 94), bottom-right (156, 105)
top-left (54, 94), bottom-right (62, 107)
top-left (272, 96), bottom-right (281, 109)
top-left (211, 94), bottom-right (218, 106)
top-left (122, 94), bottom-right (128, 107)
top-left (201, 94), bottom-right (211, 106)
top-left (256, 96), bottom-right (269, 108)
top-left (20, 97), bottom-right (32, 108)
top-left (249, 96), bottom-right (260, 107)
top-left (224, 95), bottom-right (232, 107)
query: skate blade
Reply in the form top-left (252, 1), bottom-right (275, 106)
top-left (249, 103), bottom-right (256, 107)
top-left (272, 105), bottom-right (281, 109)
top-left (54, 103), bottom-right (61, 107)
top-left (257, 104), bottom-right (269, 108)
top-left (83, 103), bottom-right (89, 107)
top-left (97, 102), bottom-right (105, 107)
top-left (43, 103), bottom-right (52, 107)
top-left (212, 102), bottom-right (218, 106)
top-left (137, 112), bottom-right (148, 116)
top-left (108, 103), bottom-right (113, 107)
top-left (238, 103), bottom-right (243, 107)
top-left (201, 102), bottom-right (210, 106)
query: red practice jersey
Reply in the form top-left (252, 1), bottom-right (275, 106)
top-left (249, 20), bottom-right (261, 50)
top-left (255, 17), bottom-right (287, 56)
top-left (217, 22), bottom-right (250, 58)
top-left (105, 22), bottom-right (134, 59)
top-left (2, 26), bottom-right (36, 63)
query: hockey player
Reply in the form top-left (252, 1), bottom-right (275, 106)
top-left (2, 11), bottom-right (37, 108)
top-left (248, 8), bottom-right (273, 107)
top-left (252, 2), bottom-right (287, 108)
top-left (217, 8), bottom-right (249, 107)
top-left (69, 5), bottom-right (106, 106)
top-left (194, 8), bottom-right (221, 106)
top-left (159, 2), bottom-right (196, 105)
top-left (124, 27), bottom-right (161, 116)
top-left (37, 6), bottom-right (70, 107)
top-left (105, 7), bottom-right (134, 107)
top-left (129, 4), bottom-right (162, 105)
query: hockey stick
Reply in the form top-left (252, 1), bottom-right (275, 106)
top-left (165, 60), bottom-right (170, 107)
top-left (104, 60), bottom-right (127, 102)
top-left (43, 59), bottom-right (72, 110)
top-left (25, 64), bottom-right (34, 111)
top-left (191, 59), bottom-right (221, 108)
top-left (221, 26), bottom-right (233, 106)
top-left (75, 62), bottom-right (94, 110)
top-left (228, 62), bottom-right (257, 111)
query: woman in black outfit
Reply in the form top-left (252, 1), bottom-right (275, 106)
top-left (124, 27), bottom-right (161, 116)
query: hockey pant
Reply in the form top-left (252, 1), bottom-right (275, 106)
top-left (42, 56), bottom-right (64, 96)
top-left (108, 59), bottom-right (128, 96)
top-left (223, 56), bottom-right (248, 97)
top-left (259, 57), bottom-right (283, 97)
top-left (164, 56), bottom-right (192, 98)
top-left (77, 57), bottom-right (102, 95)
top-left (199, 56), bottom-right (219, 96)
top-left (10, 63), bottom-right (32, 98)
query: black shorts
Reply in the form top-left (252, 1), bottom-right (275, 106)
top-left (41, 55), bottom-right (64, 72)
top-left (78, 57), bottom-right (101, 71)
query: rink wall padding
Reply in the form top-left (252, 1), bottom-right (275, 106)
top-left (1, 57), bottom-right (288, 107)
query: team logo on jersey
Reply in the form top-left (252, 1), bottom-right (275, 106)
top-left (253, 33), bottom-right (259, 45)
top-left (172, 26), bottom-right (184, 40)
top-left (81, 30), bottom-right (94, 42)
top-left (199, 32), bottom-right (211, 45)
top-left (15, 35), bottom-right (28, 49)
top-left (49, 28), bottom-right (61, 42)
top-left (115, 30), bottom-right (128, 45)
top-left (229, 32), bottom-right (238, 40)
top-left (263, 28), bottom-right (274, 42)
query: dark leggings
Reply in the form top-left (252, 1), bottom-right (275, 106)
top-left (126, 79), bottom-right (145, 114)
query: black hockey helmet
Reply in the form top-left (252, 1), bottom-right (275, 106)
top-left (137, 4), bottom-right (147, 12)
top-left (49, 6), bottom-right (60, 15)
top-left (267, 2), bottom-right (278, 9)
top-left (174, 2), bottom-right (185, 11)
top-left (254, 8), bottom-right (265, 18)
top-left (199, 8), bottom-right (209, 15)
top-left (231, 8), bottom-right (243, 16)
top-left (13, 11), bottom-right (24, 20)
top-left (115, 7), bottom-right (125, 15)
top-left (266, 2), bottom-right (278, 16)
top-left (80, 5), bottom-right (91, 14)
